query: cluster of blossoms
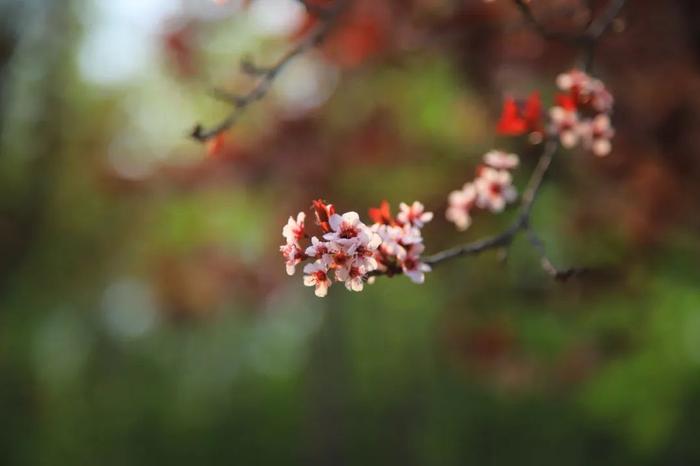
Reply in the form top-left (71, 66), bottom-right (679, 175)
top-left (280, 70), bottom-right (616, 294)
top-left (280, 200), bottom-right (433, 297)
top-left (550, 69), bottom-right (615, 156)
top-left (496, 69), bottom-right (615, 156)
top-left (446, 150), bottom-right (519, 231)
top-left (367, 200), bottom-right (433, 284)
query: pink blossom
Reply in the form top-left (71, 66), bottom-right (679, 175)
top-left (588, 79), bottom-right (614, 113)
top-left (398, 224), bottom-right (423, 245)
top-left (475, 167), bottom-right (517, 213)
top-left (580, 114), bottom-right (615, 157)
top-left (303, 261), bottom-right (332, 297)
top-left (326, 241), bottom-right (355, 273)
top-left (556, 69), bottom-right (593, 95)
top-left (372, 224), bottom-right (422, 259)
top-left (372, 224), bottom-right (407, 258)
top-left (401, 243), bottom-right (431, 284)
top-left (282, 212), bottom-right (306, 245)
top-left (305, 236), bottom-right (330, 261)
top-left (549, 106), bottom-right (580, 148)
top-left (335, 265), bottom-right (366, 292)
top-left (327, 211), bottom-right (362, 238)
top-left (556, 69), bottom-right (614, 113)
top-left (350, 241), bottom-right (380, 273)
top-left (483, 150), bottom-right (519, 170)
top-left (280, 242), bottom-right (304, 276)
top-left (397, 201), bottom-right (434, 228)
top-left (370, 201), bottom-right (431, 284)
top-left (283, 200), bottom-right (433, 295)
top-left (324, 212), bottom-right (369, 245)
top-left (446, 183), bottom-right (477, 231)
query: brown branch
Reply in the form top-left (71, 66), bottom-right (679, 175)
top-left (362, 140), bottom-right (563, 281)
top-left (191, 0), bottom-right (625, 142)
top-left (523, 226), bottom-right (587, 281)
top-left (191, 0), bottom-right (350, 143)
top-left (510, 0), bottom-right (582, 43)
top-left (510, 0), bottom-right (626, 53)
top-left (579, 0), bottom-right (626, 71)
top-left (585, 0), bottom-right (626, 40)
top-left (422, 139), bottom-right (557, 270)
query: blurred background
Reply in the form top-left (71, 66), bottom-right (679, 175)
top-left (1, 0), bottom-right (700, 464)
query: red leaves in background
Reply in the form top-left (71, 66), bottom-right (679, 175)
top-left (206, 133), bottom-right (227, 158)
top-left (292, 0), bottom-right (389, 68)
top-left (496, 92), bottom-right (542, 137)
top-left (325, 11), bottom-right (385, 68)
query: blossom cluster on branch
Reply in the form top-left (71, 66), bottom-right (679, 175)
top-left (551, 70), bottom-right (615, 156)
top-left (446, 69), bottom-right (615, 233)
top-left (280, 69), bottom-right (615, 297)
top-left (497, 69), bottom-right (615, 157)
top-left (446, 150), bottom-right (519, 231)
top-left (199, 0), bottom-right (625, 296)
top-left (280, 200), bottom-right (433, 297)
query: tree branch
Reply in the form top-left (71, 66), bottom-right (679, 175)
top-left (523, 225), bottom-right (586, 281)
top-left (585, 0), bottom-right (626, 40)
top-left (510, 0), bottom-right (626, 53)
top-left (579, 0), bottom-right (626, 71)
top-left (194, 0), bottom-right (626, 284)
top-left (362, 140), bottom-right (564, 281)
top-left (411, 0), bottom-right (627, 280)
top-left (510, 0), bottom-right (582, 44)
top-left (191, 0), bottom-right (350, 143)
top-left (422, 139), bottom-right (557, 270)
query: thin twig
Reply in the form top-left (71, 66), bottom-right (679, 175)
top-left (511, 0), bottom-right (584, 44)
top-left (579, 0), bottom-right (626, 71)
top-left (510, 0), bottom-right (625, 50)
top-left (585, 0), bottom-right (626, 39)
top-left (363, 140), bottom-right (560, 280)
top-left (191, 0), bottom-right (350, 142)
top-left (524, 226), bottom-right (586, 281)
top-left (421, 139), bottom-right (557, 270)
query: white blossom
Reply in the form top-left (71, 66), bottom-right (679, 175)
top-left (282, 212), bottom-right (306, 245)
top-left (475, 167), bottom-right (518, 213)
top-left (303, 261), bottom-right (332, 297)
top-left (446, 183), bottom-right (477, 231)
top-left (397, 201), bottom-right (434, 228)
top-left (483, 150), bottom-right (519, 170)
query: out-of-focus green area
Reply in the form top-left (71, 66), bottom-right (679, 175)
top-left (1, 0), bottom-right (700, 465)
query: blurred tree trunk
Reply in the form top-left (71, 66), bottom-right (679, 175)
top-left (0, 0), bottom-right (76, 295)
